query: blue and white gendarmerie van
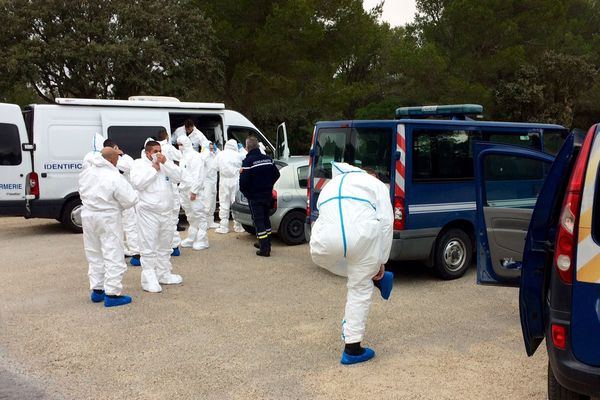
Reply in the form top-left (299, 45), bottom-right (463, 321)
top-left (473, 126), bottom-right (600, 399)
top-left (0, 97), bottom-right (289, 232)
top-left (306, 104), bottom-right (569, 279)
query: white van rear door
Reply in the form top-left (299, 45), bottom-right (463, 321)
top-left (0, 104), bottom-right (30, 203)
top-left (101, 110), bottom-right (171, 159)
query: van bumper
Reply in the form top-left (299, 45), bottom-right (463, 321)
top-left (0, 200), bottom-right (26, 216)
top-left (546, 311), bottom-right (600, 397)
top-left (388, 228), bottom-right (439, 262)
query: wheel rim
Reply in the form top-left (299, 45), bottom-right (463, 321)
top-left (443, 239), bottom-right (466, 272)
top-left (71, 205), bottom-right (83, 228)
top-left (287, 218), bottom-right (304, 239)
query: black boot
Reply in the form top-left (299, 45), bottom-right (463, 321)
top-left (256, 238), bottom-right (270, 257)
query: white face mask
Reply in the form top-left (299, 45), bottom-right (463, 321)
top-left (151, 153), bottom-right (159, 164)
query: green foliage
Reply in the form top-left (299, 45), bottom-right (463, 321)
top-left (0, 0), bottom-right (222, 101)
top-left (0, 0), bottom-right (599, 152)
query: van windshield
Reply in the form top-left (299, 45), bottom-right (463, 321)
top-left (314, 127), bottom-right (392, 183)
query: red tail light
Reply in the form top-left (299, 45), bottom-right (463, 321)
top-left (551, 324), bottom-right (567, 350)
top-left (394, 196), bottom-right (405, 230)
top-left (26, 172), bottom-right (39, 198)
top-left (554, 127), bottom-right (595, 284)
top-left (272, 189), bottom-right (277, 210)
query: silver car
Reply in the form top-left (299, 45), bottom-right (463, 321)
top-left (232, 156), bottom-right (309, 245)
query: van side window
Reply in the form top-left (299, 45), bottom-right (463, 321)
top-left (483, 154), bottom-right (548, 208)
top-left (315, 128), bottom-right (349, 179)
top-left (413, 129), bottom-right (479, 181)
top-left (0, 123), bottom-right (22, 166)
top-left (107, 126), bottom-right (166, 159)
top-left (353, 127), bottom-right (392, 183)
top-left (484, 131), bottom-right (541, 150)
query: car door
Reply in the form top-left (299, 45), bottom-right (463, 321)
top-left (474, 134), bottom-right (579, 355)
top-left (276, 122), bottom-right (290, 160)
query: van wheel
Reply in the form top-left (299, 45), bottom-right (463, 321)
top-left (548, 362), bottom-right (589, 400)
top-left (279, 210), bottom-right (306, 245)
top-left (62, 198), bottom-right (83, 233)
top-left (242, 224), bottom-right (256, 235)
top-left (433, 228), bottom-right (472, 280)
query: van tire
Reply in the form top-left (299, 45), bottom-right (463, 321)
top-left (433, 228), bottom-right (472, 280)
top-left (279, 210), bottom-right (306, 245)
top-left (548, 362), bottom-right (589, 400)
top-left (242, 224), bottom-right (256, 235)
top-left (62, 198), bottom-right (83, 233)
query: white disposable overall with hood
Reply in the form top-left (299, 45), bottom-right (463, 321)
top-left (82, 133), bottom-right (105, 169)
top-left (200, 142), bottom-right (219, 229)
top-left (309, 162), bottom-right (393, 344)
top-left (130, 149), bottom-right (183, 293)
top-left (79, 155), bottom-right (138, 296)
top-left (116, 153), bottom-right (140, 257)
top-left (215, 139), bottom-right (245, 233)
top-left (177, 136), bottom-right (209, 250)
top-left (172, 125), bottom-right (210, 152)
top-left (159, 136), bottom-right (183, 250)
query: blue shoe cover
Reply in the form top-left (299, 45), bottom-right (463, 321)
top-left (90, 290), bottom-right (105, 303)
top-left (341, 347), bottom-right (375, 365)
top-left (104, 295), bottom-right (132, 308)
top-left (130, 257), bottom-right (141, 267)
top-left (171, 247), bottom-right (180, 257)
top-left (379, 271), bottom-right (394, 300)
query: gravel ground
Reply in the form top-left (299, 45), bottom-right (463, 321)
top-left (0, 216), bottom-right (549, 399)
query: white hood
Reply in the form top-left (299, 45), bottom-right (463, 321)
top-left (331, 162), bottom-right (364, 178)
top-left (177, 135), bottom-right (194, 153)
top-left (224, 139), bottom-right (238, 152)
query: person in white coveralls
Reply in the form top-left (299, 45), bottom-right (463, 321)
top-left (215, 139), bottom-right (245, 234)
top-left (79, 147), bottom-right (138, 308)
top-left (130, 141), bottom-right (183, 293)
top-left (309, 162), bottom-right (395, 365)
top-left (177, 136), bottom-right (209, 250)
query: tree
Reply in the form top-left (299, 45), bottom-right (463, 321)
top-left (0, 0), bottom-right (223, 101)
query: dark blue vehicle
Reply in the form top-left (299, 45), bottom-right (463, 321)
top-left (306, 104), bottom-right (569, 279)
top-left (474, 125), bottom-right (600, 399)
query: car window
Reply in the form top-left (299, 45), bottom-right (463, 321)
top-left (297, 165), bottom-right (308, 188)
top-left (0, 123), bottom-right (22, 165)
top-left (544, 129), bottom-right (569, 156)
top-left (315, 128), bottom-right (349, 179)
top-left (353, 127), bottom-right (392, 183)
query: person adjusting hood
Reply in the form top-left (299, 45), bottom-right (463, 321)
top-left (78, 147), bottom-right (138, 307)
top-left (130, 140), bottom-right (183, 293)
top-left (309, 162), bottom-right (394, 365)
top-left (177, 135), bottom-right (209, 250)
top-left (214, 139), bottom-right (245, 234)
top-left (200, 141), bottom-right (220, 229)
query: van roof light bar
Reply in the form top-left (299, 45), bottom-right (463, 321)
top-left (395, 104), bottom-right (483, 120)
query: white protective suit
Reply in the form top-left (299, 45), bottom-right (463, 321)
top-left (130, 153), bottom-right (183, 293)
top-left (159, 138), bottom-right (183, 250)
top-left (116, 153), bottom-right (140, 256)
top-left (177, 136), bottom-right (209, 250)
top-left (215, 139), bottom-right (245, 233)
top-left (82, 133), bottom-right (105, 169)
top-left (309, 162), bottom-right (393, 344)
top-left (200, 143), bottom-right (219, 229)
top-left (79, 155), bottom-right (138, 296)
top-left (171, 125), bottom-right (210, 152)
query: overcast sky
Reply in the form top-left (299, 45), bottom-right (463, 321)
top-left (363, 0), bottom-right (417, 27)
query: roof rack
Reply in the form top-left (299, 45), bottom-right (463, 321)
top-left (395, 104), bottom-right (483, 120)
top-left (54, 97), bottom-right (225, 110)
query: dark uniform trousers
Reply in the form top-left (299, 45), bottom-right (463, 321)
top-left (248, 196), bottom-right (272, 254)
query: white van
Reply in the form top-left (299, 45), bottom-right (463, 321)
top-left (0, 97), bottom-right (289, 232)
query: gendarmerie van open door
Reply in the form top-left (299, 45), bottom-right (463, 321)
top-left (0, 103), bottom-right (32, 215)
top-left (473, 133), bottom-right (579, 355)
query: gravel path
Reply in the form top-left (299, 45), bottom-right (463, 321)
top-left (0, 217), bottom-right (548, 399)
